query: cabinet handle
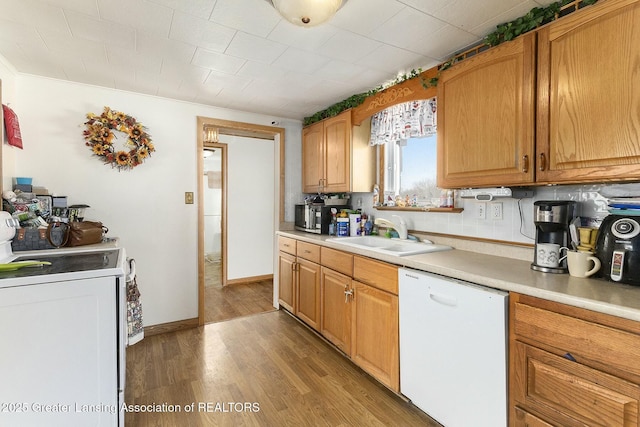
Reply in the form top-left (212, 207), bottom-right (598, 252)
top-left (522, 155), bottom-right (529, 173)
top-left (344, 288), bottom-right (353, 303)
top-left (539, 153), bottom-right (546, 171)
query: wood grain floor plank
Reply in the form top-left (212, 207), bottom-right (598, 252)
top-left (125, 310), bottom-right (441, 426)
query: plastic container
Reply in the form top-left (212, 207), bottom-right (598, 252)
top-left (15, 177), bottom-right (32, 185)
top-left (337, 218), bottom-right (349, 237)
top-left (349, 213), bottom-right (361, 236)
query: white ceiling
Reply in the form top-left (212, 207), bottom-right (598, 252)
top-left (0, 0), bottom-right (555, 121)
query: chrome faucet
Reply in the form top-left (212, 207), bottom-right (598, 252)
top-left (374, 215), bottom-right (408, 240)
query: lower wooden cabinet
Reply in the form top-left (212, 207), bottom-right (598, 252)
top-left (510, 293), bottom-right (640, 426)
top-left (277, 238), bottom-right (321, 331)
top-left (320, 267), bottom-right (352, 354)
top-left (296, 258), bottom-right (321, 330)
top-left (351, 280), bottom-right (399, 391)
top-left (278, 251), bottom-right (296, 313)
top-left (279, 237), bottom-right (400, 392)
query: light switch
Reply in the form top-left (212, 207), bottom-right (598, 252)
top-left (185, 192), bottom-right (194, 204)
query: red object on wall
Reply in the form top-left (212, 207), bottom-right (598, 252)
top-left (2, 104), bottom-right (23, 149)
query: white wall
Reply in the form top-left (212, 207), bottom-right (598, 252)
top-left (5, 73), bottom-right (302, 326)
top-left (0, 56), bottom-right (18, 189)
top-left (226, 135), bottom-right (275, 280)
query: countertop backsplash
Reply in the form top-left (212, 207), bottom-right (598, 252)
top-left (353, 182), bottom-right (640, 246)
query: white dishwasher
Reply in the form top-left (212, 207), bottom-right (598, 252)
top-left (399, 268), bottom-right (508, 427)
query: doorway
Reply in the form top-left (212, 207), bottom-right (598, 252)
top-left (197, 117), bottom-right (285, 326)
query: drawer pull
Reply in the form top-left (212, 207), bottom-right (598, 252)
top-left (563, 352), bottom-right (577, 362)
top-left (539, 153), bottom-right (547, 171)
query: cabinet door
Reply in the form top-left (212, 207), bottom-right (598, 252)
top-left (302, 121), bottom-right (324, 193)
top-left (323, 112), bottom-right (351, 193)
top-left (320, 267), bottom-right (352, 355)
top-left (278, 251), bottom-right (296, 312)
top-left (296, 258), bottom-right (321, 331)
top-left (537, 0), bottom-right (640, 183)
top-left (351, 281), bottom-right (399, 391)
top-left (437, 33), bottom-right (535, 188)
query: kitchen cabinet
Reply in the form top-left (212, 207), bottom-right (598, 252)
top-left (437, 0), bottom-right (640, 189)
top-left (509, 293), bottom-right (640, 426)
top-left (351, 280), bottom-right (399, 392)
top-left (277, 237), bottom-right (322, 331)
top-left (320, 266), bottom-right (352, 354)
top-left (292, 243), bottom-right (399, 392)
top-left (277, 238), bottom-right (296, 313)
top-left (351, 256), bottom-right (399, 391)
top-left (536, 0), bottom-right (640, 184)
top-left (302, 110), bottom-right (375, 194)
top-left (295, 241), bottom-right (321, 330)
top-left (437, 33), bottom-right (536, 189)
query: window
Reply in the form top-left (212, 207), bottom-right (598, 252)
top-left (382, 134), bottom-right (439, 207)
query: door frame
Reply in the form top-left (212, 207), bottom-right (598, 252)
top-left (196, 117), bottom-right (285, 326)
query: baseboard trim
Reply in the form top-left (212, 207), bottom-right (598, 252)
top-left (144, 317), bottom-right (199, 337)
top-left (226, 274), bottom-right (273, 286)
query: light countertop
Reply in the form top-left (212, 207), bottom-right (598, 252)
top-left (277, 230), bottom-right (640, 322)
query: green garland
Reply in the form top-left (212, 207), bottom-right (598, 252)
top-left (303, 0), bottom-right (598, 126)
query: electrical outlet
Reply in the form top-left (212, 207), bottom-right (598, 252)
top-left (475, 202), bottom-right (486, 220)
top-left (490, 202), bottom-right (503, 220)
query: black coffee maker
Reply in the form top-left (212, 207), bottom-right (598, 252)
top-left (531, 200), bottom-right (577, 273)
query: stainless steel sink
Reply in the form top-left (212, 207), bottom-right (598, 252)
top-left (325, 236), bottom-right (452, 256)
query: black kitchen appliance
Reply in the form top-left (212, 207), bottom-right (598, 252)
top-left (531, 200), bottom-right (577, 273)
top-left (295, 203), bottom-right (345, 234)
top-left (595, 215), bottom-right (640, 286)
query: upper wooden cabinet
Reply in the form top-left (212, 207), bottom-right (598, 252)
top-left (536, 0), bottom-right (640, 184)
top-left (437, 33), bottom-right (536, 188)
top-left (437, 0), bottom-right (640, 188)
top-left (302, 110), bottom-right (375, 194)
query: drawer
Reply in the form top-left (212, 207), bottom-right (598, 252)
top-left (321, 247), bottom-right (353, 276)
top-left (297, 241), bottom-right (320, 263)
top-left (513, 341), bottom-right (640, 427)
top-left (278, 236), bottom-right (296, 255)
top-left (513, 301), bottom-right (640, 381)
top-left (353, 256), bottom-right (398, 295)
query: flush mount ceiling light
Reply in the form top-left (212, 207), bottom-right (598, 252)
top-left (268, 0), bottom-right (347, 27)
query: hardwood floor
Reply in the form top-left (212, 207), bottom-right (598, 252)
top-left (125, 310), bottom-right (441, 426)
top-left (204, 254), bottom-right (275, 324)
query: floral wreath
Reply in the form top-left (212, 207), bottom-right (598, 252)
top-left (83, 106), bottom-right (155, 171)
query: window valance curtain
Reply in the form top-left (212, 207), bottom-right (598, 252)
top-left (368, 98), bottom-right (437, 146)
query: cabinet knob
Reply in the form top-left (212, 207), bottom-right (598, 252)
top-left (522, 155), bottom-right (529, 173)
top-left (539, 153), bottom-right (547, 171)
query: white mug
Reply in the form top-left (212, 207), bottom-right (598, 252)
top-left (563, 250), bottom-right (601, 278)
top-left (536, 243), bottom-right (561, 268)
